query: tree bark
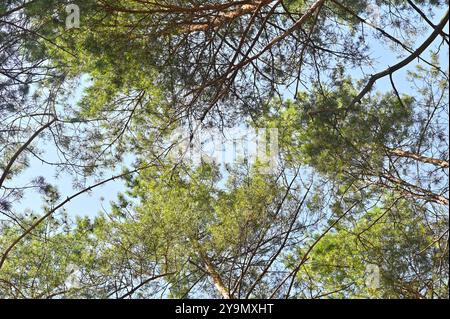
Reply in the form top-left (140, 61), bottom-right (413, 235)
top-left (201, 252), bottom-right (232, 299)
top-left (182, 0), bottom-right (274, 32)
top-left (386, 148), bottom-right (449, 168)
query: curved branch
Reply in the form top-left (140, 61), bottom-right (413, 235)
top-left (349, 9), bottom-right (449, 109)
top-left (0, 117), bottom-right (56, 189)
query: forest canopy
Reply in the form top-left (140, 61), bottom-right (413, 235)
top-left (0, 0), bottom-right (448, 299)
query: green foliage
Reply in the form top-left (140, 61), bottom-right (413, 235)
top-left (294, 199), bottom-right (449, 298)
top-left (119, 161), bottom-right (283, 283)
top-left (259, 76), bottom-right (414, 185)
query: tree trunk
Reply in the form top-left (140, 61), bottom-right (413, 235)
top-left (201, 252), bottom-right (232, 299)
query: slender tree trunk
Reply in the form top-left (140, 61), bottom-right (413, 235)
top-left (200, 252), bottom-right (232, 299)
